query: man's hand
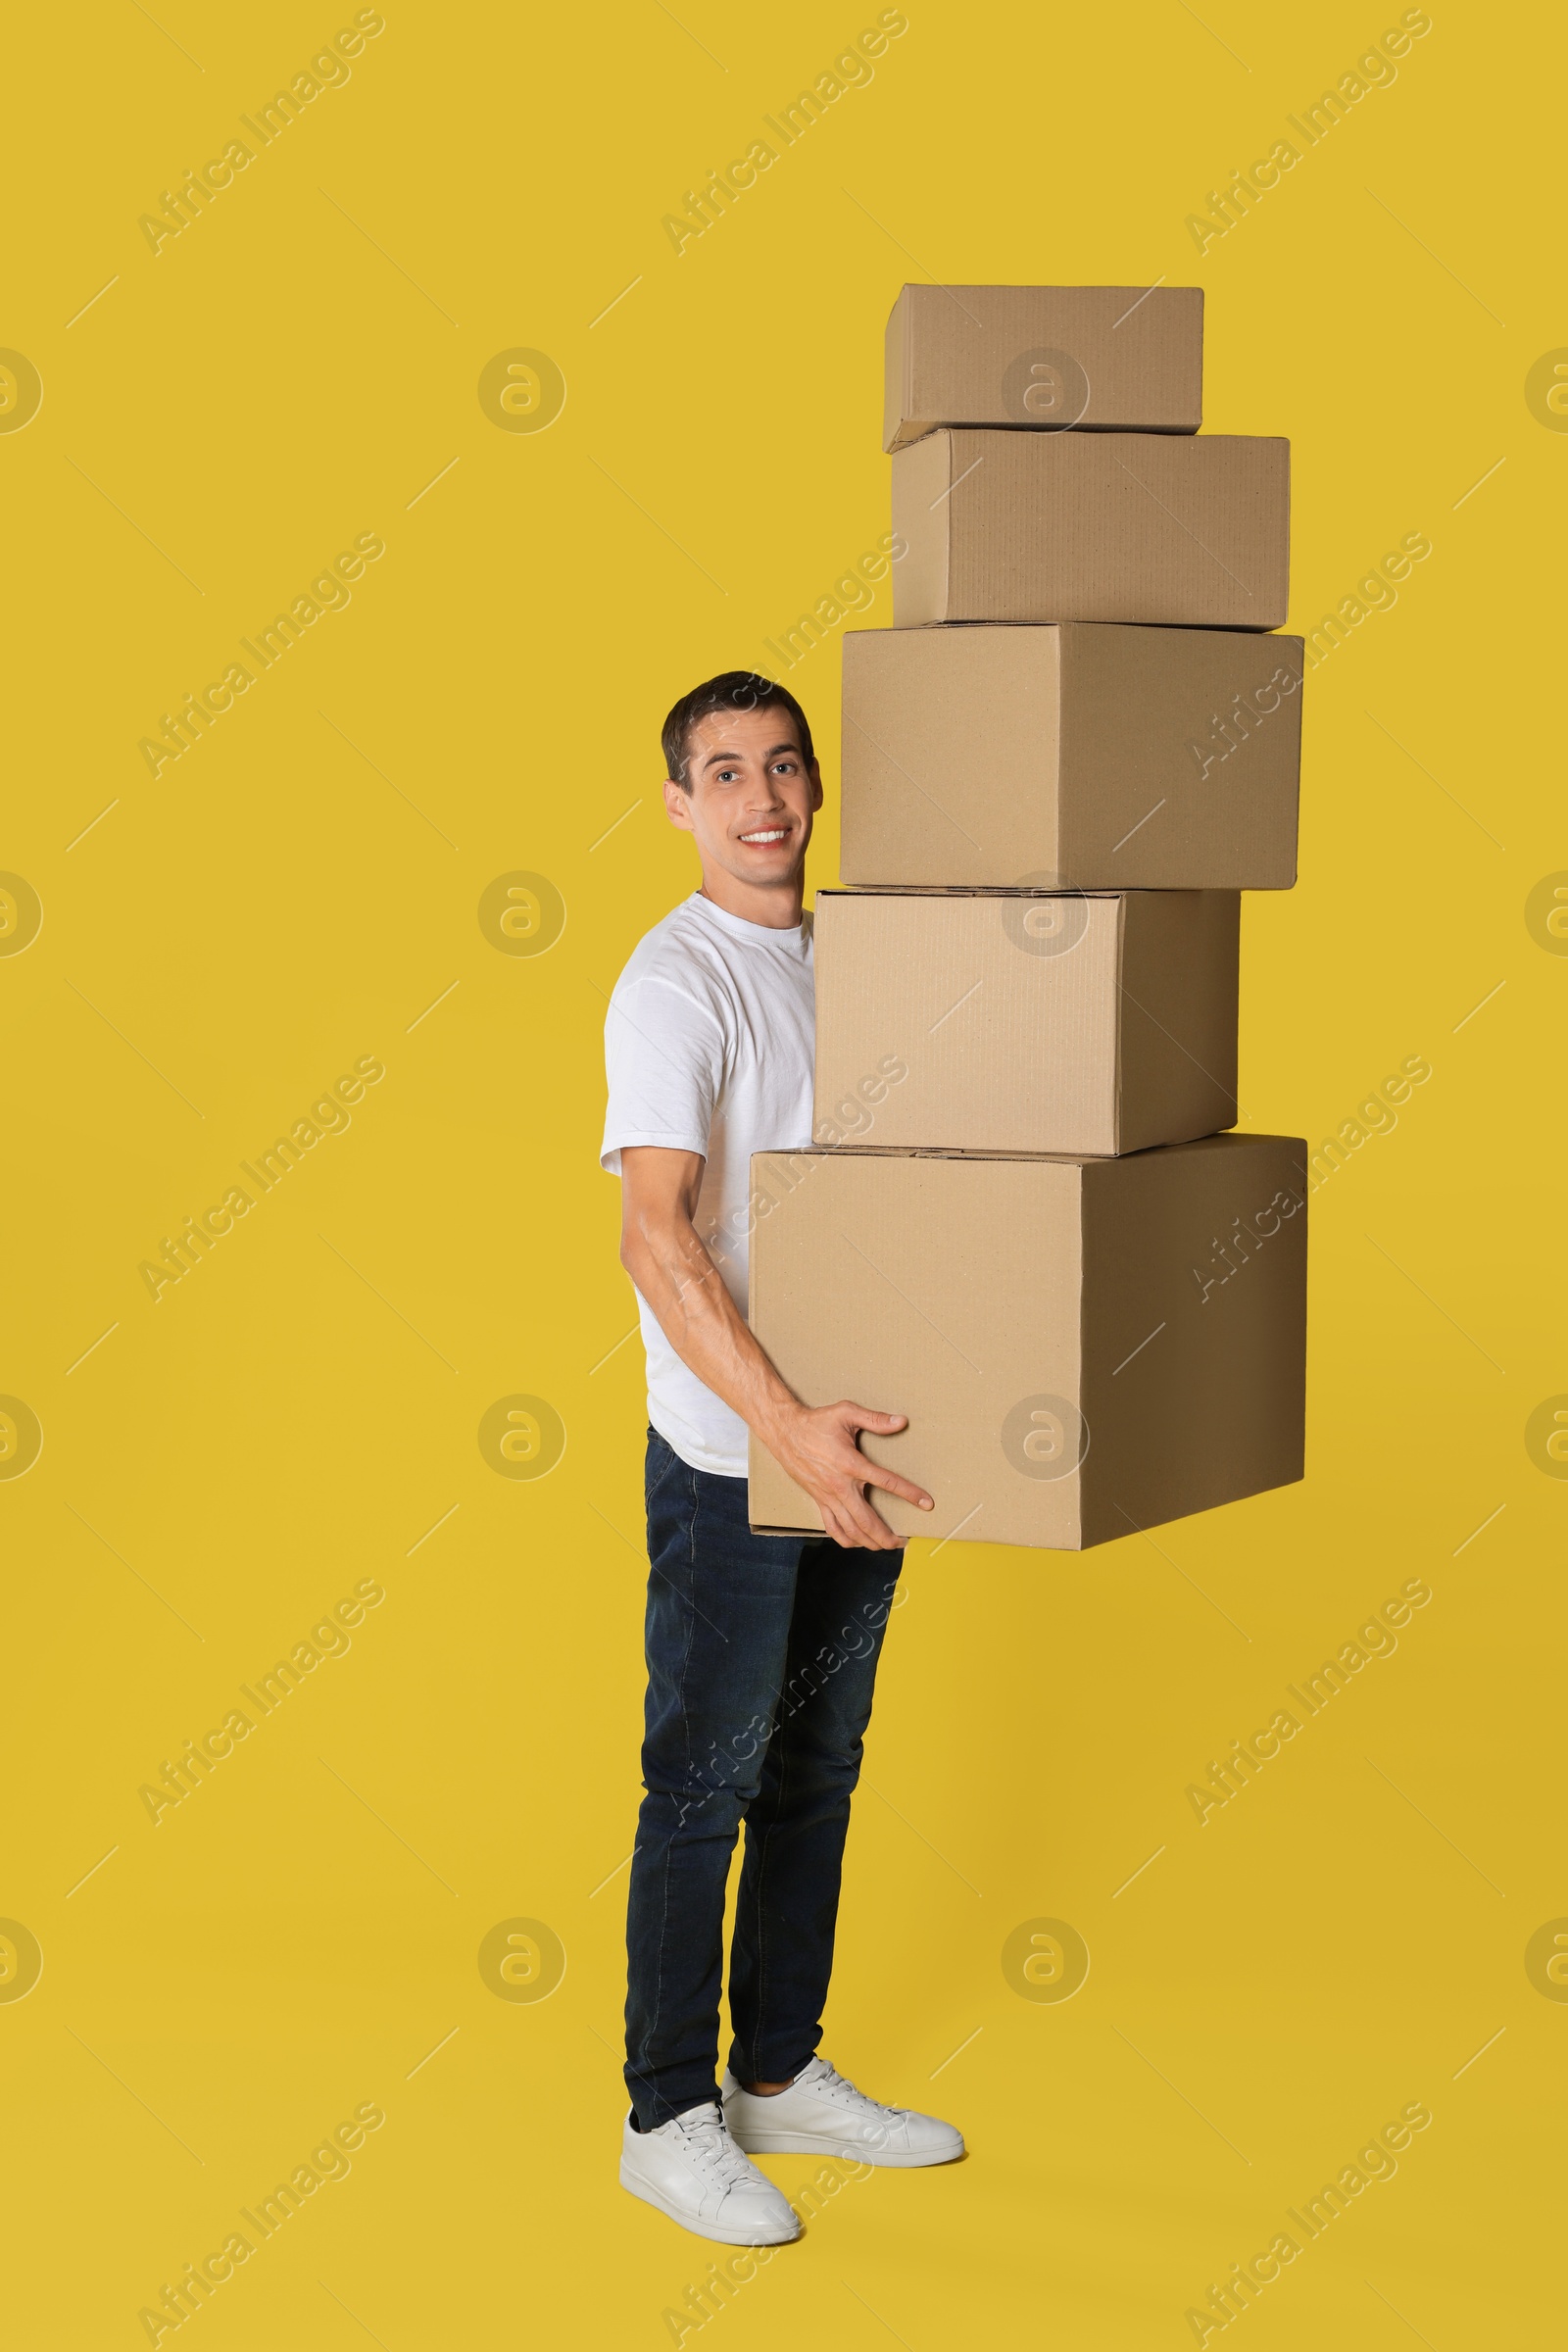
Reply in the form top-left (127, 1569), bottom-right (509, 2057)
top-left (618, 1147), bottom-right (934, 1552)
top-left (760, 1398), bottom-right (934, 1551)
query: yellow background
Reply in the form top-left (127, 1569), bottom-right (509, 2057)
top-left (4, 0), bottom-right (1563, 2342)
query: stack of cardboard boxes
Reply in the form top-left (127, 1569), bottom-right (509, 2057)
top-left (749, 286), bottom-right (1308, 1551)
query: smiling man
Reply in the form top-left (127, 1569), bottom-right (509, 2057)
top-left (602, 670), bottom-right (961, 2245)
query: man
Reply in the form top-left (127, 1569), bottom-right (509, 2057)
top-left (602, 670), bottom-right (963, 2245)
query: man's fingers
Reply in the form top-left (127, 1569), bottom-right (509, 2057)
top-left (815, 1481), bottom-right (893, 1550)
top-left (861, 1462), bottom-right (935, 1511)
top-left (832, 1489), bottom-right (882, 1546)
top-left (839, 1403), bottom-right (909, 1434)
top-left (820, 1499), bottom-right (858, 1546)
top-left (823, 1510), bottom-right (867, 1550)
top-left (840, 1485), bottom-right (904, 1550)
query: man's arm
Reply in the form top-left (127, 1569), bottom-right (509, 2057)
top-left (618, 1145), bottom-right (933, 1551)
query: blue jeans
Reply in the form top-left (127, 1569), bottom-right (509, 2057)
top-left (624, 1429), bottom-right (902, 2129)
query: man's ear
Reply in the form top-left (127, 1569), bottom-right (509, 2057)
top-left (809, 760), bottom-right (824, 812)
top-left (663, 775), bottom-right (695, 833)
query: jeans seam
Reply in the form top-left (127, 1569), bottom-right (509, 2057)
top-left (638, 1453), bottom-right (702, 2121)
top-left (745, 1700), bottom-right (794, 2083)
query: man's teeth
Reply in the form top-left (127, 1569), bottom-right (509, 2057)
top-left (741, 828), bottom-right (786, 842)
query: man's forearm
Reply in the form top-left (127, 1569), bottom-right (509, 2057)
top-left (617, 1174), bottom-right (930, 1548)
top-left (622, 1216), bottom-right (799, 1446)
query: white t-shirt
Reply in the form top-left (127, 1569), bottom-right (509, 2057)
top-left (601, 892), bottom-right (814, 1477)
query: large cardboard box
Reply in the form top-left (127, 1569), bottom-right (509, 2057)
top-left (812, 888), bottom-right (1238, 1157)
top-left (884, 283), bottom-right (1204, 452)
top-left (892, 430), bottom-right (1290, 629)
top-left (748, 1135), bottom-right (1306, 1551)
top-left (841, 622), bottom-right (1303, 891)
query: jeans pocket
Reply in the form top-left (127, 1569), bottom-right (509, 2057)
top-left (645, 1427), bottom-right (685, 1508)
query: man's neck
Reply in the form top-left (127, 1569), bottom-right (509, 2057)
top-left (697, 863), bottom-right (804, 932)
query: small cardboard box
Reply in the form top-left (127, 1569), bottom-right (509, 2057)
top-left (841, 622), bottom-right (1303, 891)
top-left (885, 282), bottom-right (1204, 452)
top-left (748, 1135), bottom-right (1307, 1551)
top-left (812, 888), bottom-right (1238, 1157)
top-left (893, 429), bottom-right (1289, 629)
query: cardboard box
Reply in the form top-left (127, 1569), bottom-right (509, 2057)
top-left (747, 1135), bottom-right (1306, 1551)
top-left (885, 282), bottom-right (1204, 453)
top-left (813, 888), bottom-right (1238, 1157)
top-left (841, 622), bottom-right (1303, 891)
top-left (892, 430), bottom-right (1290, 629)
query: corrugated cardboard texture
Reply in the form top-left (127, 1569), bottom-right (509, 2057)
top-left (840, 623), bottom-right (1303, 889)
top-left (1076, 1136), bottom-right (1307, 1546)
top-left (889, 430), bottom-right (951, 623)
top-left (1057, 621), bottom-right (1302, 883)
top-left (748, 1150), bottom-right (1089, 1548)
top-left (811, 890), bottom-right (1238, 1155)
top-left (1114, 891), bottom-right (1240, 1152)
top-left (883, 284), bottom-right (1204, 452)
top-left (746, 1135), bottom-right (1306, 1551)
top-left (842, 623), bottom-right (1064, 880)
top-left (892, 430), bottom-right (1290, 628)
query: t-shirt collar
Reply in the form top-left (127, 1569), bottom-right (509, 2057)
top-left (688, 891), bottom-right (807, 951)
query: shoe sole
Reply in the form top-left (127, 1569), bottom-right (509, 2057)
top-left (726, 2130), bottom-right (964, 2168)
top-left (619, 2159), bottom-right (801, 2245)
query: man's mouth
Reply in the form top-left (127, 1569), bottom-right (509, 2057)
top-left (738, 827), bottom-right (789, 845)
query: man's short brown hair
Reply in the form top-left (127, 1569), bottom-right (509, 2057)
top-left (662, 671), bottom-right (815, 788)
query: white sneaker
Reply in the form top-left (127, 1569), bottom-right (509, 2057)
top-left (722, 2056), bottom-right (964, 2168)
top-left (620, 2103), bottom-right (802, 2244)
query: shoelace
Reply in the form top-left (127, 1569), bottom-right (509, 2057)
top-left (809, 2062), bottom-right (906, 2119)
top-left (674, 2106), bottom-right (757, 2189)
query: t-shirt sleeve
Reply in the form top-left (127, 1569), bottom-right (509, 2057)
top-left (601, 972), bottom-right (727, 1176)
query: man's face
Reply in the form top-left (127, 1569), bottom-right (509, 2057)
top-left (663, 705), bottom-right (821, 891)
